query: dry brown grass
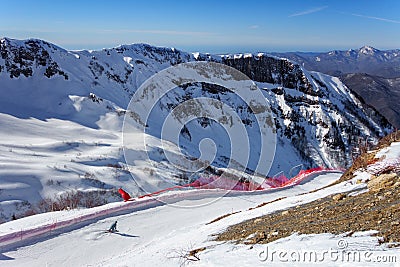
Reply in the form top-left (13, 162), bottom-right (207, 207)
top-left (206, 211), bottom-right (240, 225)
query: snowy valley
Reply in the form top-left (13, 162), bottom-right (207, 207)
top-left (0, 38), bottom-right (398, 266)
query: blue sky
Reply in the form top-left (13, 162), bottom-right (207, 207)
top-left (1, 0), bottom-right (399, 53)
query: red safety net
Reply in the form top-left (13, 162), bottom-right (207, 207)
top-left (189, 166), bottom-right (342, 191)
top-left (117, 167), bottom-right (344, 201)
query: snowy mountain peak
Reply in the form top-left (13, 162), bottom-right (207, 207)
top-left (326, 46), bottom-right (379, 57)
top-left (359, 45), bottom-right (378, 55)
top-left (1, 37), bottom-right (66, 53)
top-left (103, 42), bottom-right (193, 64)
top-left (113, 42), bottom-right (177, 53)
top-left (0, 37), bottom-right (69, 79)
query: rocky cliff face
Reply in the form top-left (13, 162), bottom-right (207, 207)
top-left (196, 53), bottom-right (392, 170)
top-left (222, 55), bottom-right (311, 90)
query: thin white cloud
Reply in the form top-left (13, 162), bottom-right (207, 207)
top-left (289, 6), bottom-right (328, 17)
top-left (0, 28), bottom-right (58, 33)
top-left (101, 29), bottom-right (213, 36)
top-left (0, 28), bottom-right (214, 37)
top-left (351, 13), bottom-right (400, 24)
top-left (249, 25), bottom-right (259, 29)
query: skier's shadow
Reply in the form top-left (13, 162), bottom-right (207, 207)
top-left (113, 232), bottom-right (139, 238)
top-left (0, 253), bottom-right (14, 260)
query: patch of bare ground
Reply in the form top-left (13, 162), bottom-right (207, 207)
top-left (216, 179), bottom-right (399, 246)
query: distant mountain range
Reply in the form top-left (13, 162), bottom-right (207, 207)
top-left (272, 46), bottom-right (400, 78)
top-left (273, 46), bottom-right (400, 128)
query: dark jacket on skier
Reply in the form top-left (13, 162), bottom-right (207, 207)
top-left (109, 221), bottom-right (117, 232)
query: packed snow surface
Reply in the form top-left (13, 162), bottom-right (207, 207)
top-left (1, 171), bottom-right (398, 266)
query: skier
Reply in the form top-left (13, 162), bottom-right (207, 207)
top-left (108, 221), bottom-right (118, 232)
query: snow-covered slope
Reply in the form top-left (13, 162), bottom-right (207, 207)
top-left (1, 170), bottom-right (398, 266)
top-left (0, 38), bottom-right (393, 221)
top-left (0, 172), bottom-right (343, 266)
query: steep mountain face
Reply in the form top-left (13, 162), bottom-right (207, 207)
top-left (0, 38), bottom-right (394, 220)
top-left (272, 46), bottom-right (400, 78)
top-left (341, 73), bottom-right (400, 128)
top-left (215, 54), bottom-right (392, 169)
top-left (272, 46), bottom-right (400, 130)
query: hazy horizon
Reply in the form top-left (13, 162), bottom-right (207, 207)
top-left (2, 36), bottom-right (397, 55)
top-left (1, 0), bottom-right (399, 53)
